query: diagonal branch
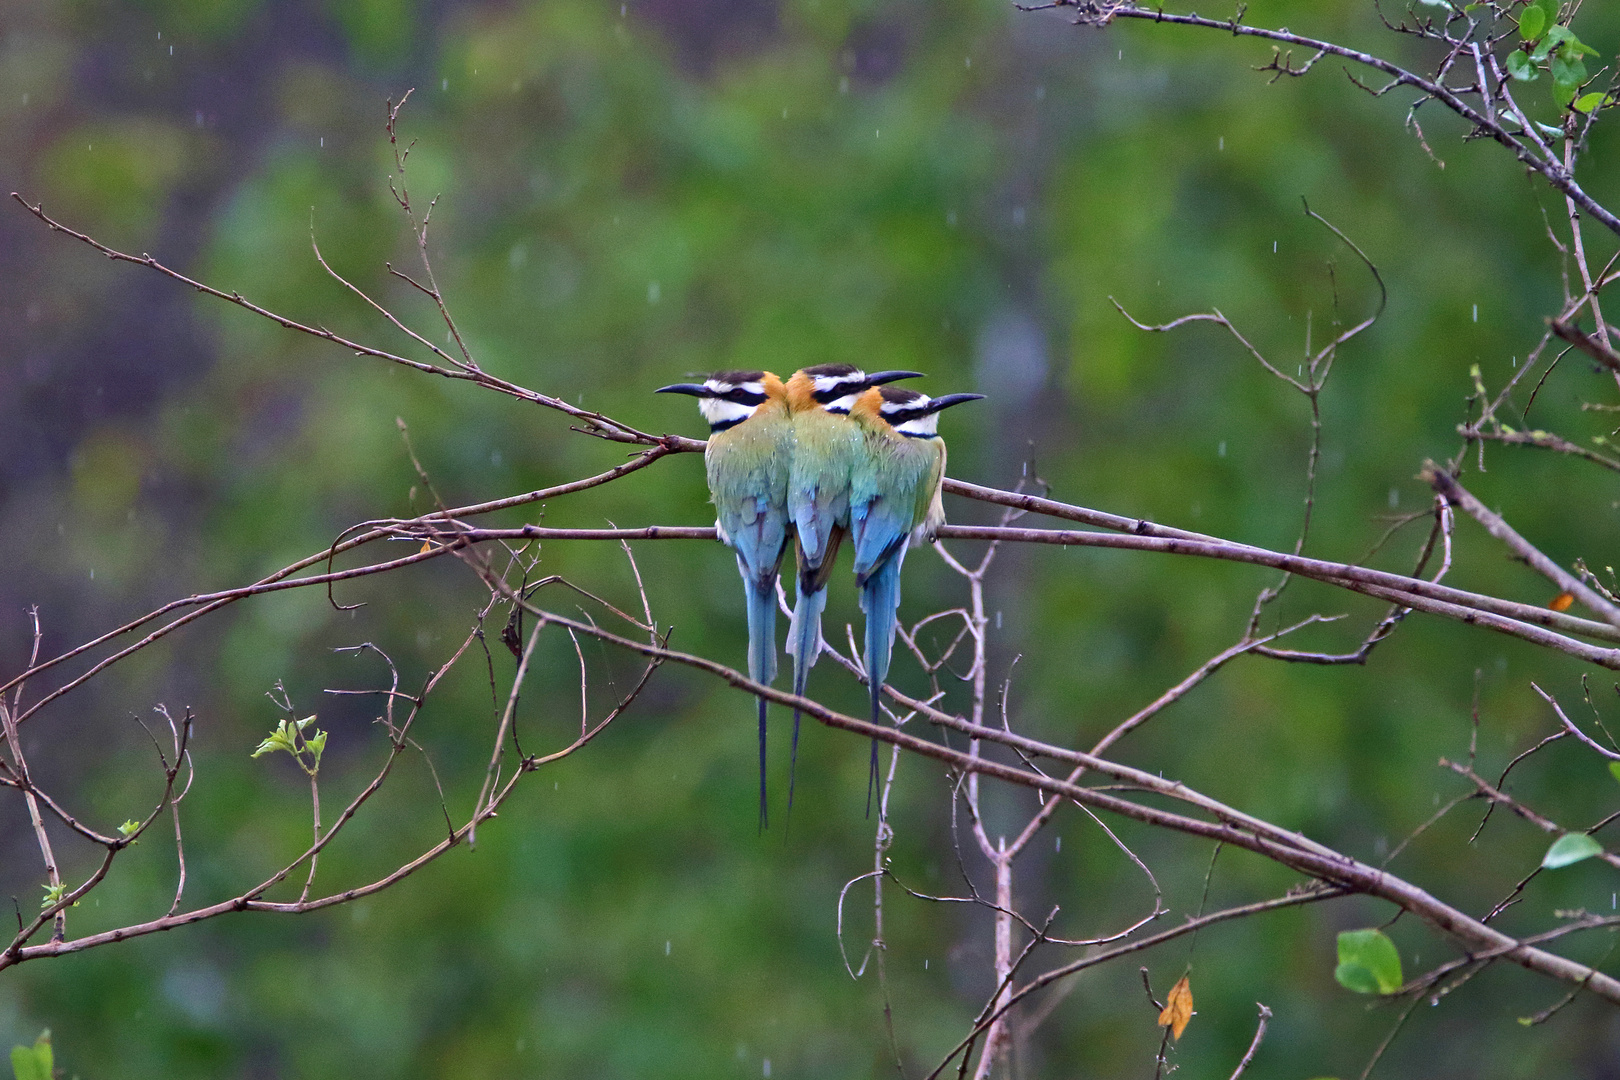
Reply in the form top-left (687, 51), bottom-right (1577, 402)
top-left (1422, 463), bottom-right (1620, 628)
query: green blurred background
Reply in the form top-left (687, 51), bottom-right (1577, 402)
top-left (3, 0), bottom-right (1620, 1075)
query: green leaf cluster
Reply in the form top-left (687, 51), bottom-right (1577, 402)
top-left (251, 715), bottom-right (327, 774)
top-left (10, 1030), bottom-right (52, 1080)
top-left (1510, 0), bottom-right (1603, 109)
top-left (1334, 928), bottom-right (1403, 995)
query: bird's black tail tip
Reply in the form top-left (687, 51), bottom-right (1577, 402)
top-left (784, 708), bottom-right (802, 838)
top-left (865, 736), bottom-right (880, 818)
top-left (758, 695), bottom-right (769, 833)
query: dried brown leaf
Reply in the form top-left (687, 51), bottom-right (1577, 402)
top-left (1158, 975), bottom-right (1194, 1040)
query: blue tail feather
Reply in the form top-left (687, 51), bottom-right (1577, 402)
top-left (784, 584), bottom-right (828, 825)
top-left (860, 549), bottom-right (907, 817)
top-left (745, 574), bottom-right (780, 689)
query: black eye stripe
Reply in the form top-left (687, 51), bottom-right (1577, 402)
top-left (881, 405), bottom-right (930, 424)
top-left (812, 380), bottom-right (865, 403)
top-left (723, 388), bottom-right (766, 405)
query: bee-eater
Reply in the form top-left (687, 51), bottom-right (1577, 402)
top-left (782, 364), bottom-right (921, 815)
top-left (849, 385), bottom-right (984, 811)
top-left (657, 370), bottom-right (792, 830)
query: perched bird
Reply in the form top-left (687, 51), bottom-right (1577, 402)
top-left (848, 385), bottom-right (984, 812)
top-left (782, 364), bottom-right (921, 816)
top-left (656, 370), bottom-right (793, 830)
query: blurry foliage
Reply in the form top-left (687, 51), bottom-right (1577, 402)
top-left (1, 0), bottom-right (1620, 1077)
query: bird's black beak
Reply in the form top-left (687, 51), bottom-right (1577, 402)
top-left (656, 383), bottom-right (710, 396)
top-left (866, 370), bottom-right (925, 386)
top-left (923, 393), bottom-right (986, 414)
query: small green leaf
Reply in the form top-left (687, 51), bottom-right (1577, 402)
top-left (1506, 50), bottom-right (1537, 81)
top-left (1562, 34), bottom-right (1599, 59)
top-left (1335, 929), bottom-right (1403, 994)
top-left (1518, 4), bottom-right (1546, 41)
top-left (1334, 961), bottom-right (1381, 994)
top-left (10, 1030), bottom-right (53, 1080)
top-left (1574, 92), bottom-right (1609, 115)
top-left (1542, 832), bottom-right (1603, 868)
top-left (1608, 761), bottom-right (1620, 785)
top-left (1551, 53), bottom-right (1587, 89)
top-left (1553, 79), bottom-right (1578, 109)
top-left (1530, 26), bottom-right (1570, 62)
top-left (40, 883), bottom-right (66, 910)
top-left (118, 818), bottom-right (140, 837)
top-left (252, 719), bottom-right (298, 759)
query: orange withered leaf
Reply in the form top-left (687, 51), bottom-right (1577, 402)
top-left (1157, 975), bottom-right (1194, 1040)
top-left (1549, 591), bottom-right (1576, 612)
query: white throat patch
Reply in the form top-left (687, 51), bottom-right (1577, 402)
top-left (699, 397), bottom-right (759, 426)
top-left (892, 412), bottom-right (941, 437)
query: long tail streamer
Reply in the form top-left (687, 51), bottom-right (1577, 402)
top-left (745, 575), bottom-right (779, 831)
